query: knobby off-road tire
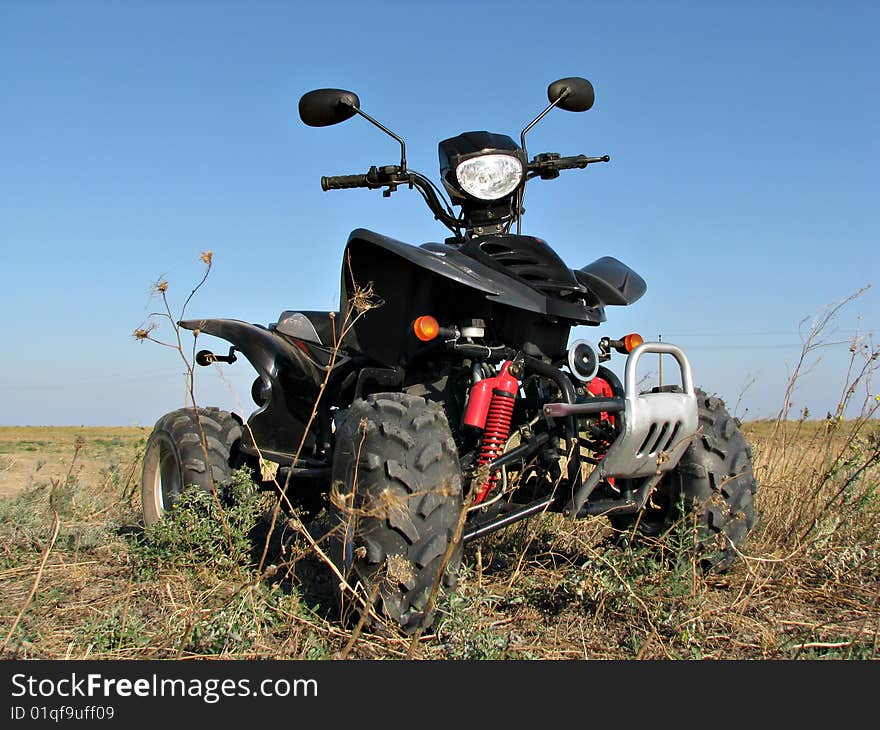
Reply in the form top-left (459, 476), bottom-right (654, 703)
top-left (141, 406), bottom-right (244, 526)
top-left (611, 389), bottom-right (758, 571)
top-left (330, 393), bottom-right (463, 634)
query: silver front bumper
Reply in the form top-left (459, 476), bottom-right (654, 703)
top-left (554, 342), bottom-right (699, 518)
top-left (607, 342), bottom-right (698, 477)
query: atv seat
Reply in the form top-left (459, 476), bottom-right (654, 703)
top-left (274, 310), bottom-right (340, 346)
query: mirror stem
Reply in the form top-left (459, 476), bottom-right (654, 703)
top-left (515, 90), bottom-right (568, 235)
top-left (519, 89), bottom-right (568, 161)
top-left (348, 103), bottom-right (407, 173)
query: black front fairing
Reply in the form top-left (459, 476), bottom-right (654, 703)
top-left (339, 228), bottom-right (643, 366)
top-left (459, 234), bottom-right (587, 301)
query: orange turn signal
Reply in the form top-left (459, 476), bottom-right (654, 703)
top-left (413, 315), bottom-right (440, 342)
top-left (623, 333), bottom-right (644, 353)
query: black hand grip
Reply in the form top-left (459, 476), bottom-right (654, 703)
top-left (556, 154), bottom-right (610, 170)
top-left (321, 174), bottom-right (370, 191)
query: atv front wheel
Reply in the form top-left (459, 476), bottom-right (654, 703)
top-left (141, 406), bottom-right (245, 526)
top-left (329, 393), bottom-right (463, 633)
top-left (611, 389), bottom-right (758, 571)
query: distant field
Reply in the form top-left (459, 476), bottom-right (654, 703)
top-left (0, 427), bottom-right (149, 499)
top-left (0, 421), bottom-right (833, 498)
top-left (0, 420), bottom-right (860, 498)
top-left (0, 421), bottom-right (847, 498)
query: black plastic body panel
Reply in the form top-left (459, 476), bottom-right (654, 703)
top-left (575, 257), bottom-right (646, 306)
top-left (274, 310), bottom-right (339, 346)
top-left (340, 229), bottom-right (607, 366)
top-left (460, 234), bottom-right (583, 296)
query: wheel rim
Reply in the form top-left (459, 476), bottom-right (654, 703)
top-left (157, 440), bottom-right (182, 511)
top-left (144, 436), bottom-right (182, 519)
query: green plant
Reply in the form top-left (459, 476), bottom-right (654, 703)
top-left (133, 468), bottom-right (266, 575)
top-left (435, 571), bottom-right (512, 659)
top-left (79, 607), bottom-right (150, 654)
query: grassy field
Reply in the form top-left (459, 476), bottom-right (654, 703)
top-left (0, 412), bottom-right (877, 660)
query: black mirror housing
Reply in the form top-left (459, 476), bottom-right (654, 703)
top-left (547, 77), bottom-right (594, 112)
top-left (298, 88), bottom-right (361, 127)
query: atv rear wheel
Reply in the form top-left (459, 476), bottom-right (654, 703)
top-left (329, 393), bottom-right (463, 634)
top-left (141, 407), bottom-right (245, 526)
top-left (611, 389), bottom-right (758, 571)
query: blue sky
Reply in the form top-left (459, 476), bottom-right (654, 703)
top-left (1, 0), bottom-right (877, 426)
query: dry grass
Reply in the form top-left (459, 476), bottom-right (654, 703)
top-left (0, 413), bottom-right (876, 660)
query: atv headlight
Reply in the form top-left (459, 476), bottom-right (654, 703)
top-left (454, 154), bottom-right (524, 201)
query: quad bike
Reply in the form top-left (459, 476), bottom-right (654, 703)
top-left (141, 76), bottom-right (758, 632)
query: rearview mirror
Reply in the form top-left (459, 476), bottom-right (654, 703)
top-left (298, 88), bottom-right (361, 127)
top-left (547, 77), bottom-right (594, 112)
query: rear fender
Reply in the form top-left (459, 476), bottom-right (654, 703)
top-left (179, 318), bottom-right (322, 381)
top-left (178, 318), bottom-right (331, 459)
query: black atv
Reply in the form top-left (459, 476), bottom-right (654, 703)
top-left (141, 77), bottom-right (758, 632)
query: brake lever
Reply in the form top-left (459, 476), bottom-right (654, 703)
top-left (365, 164), bottom-right (405, 196)
top-left (528, 152), bottom-right (562, 179)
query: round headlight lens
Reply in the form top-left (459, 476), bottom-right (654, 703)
top-left (455, 154), bottom-right (524, 200)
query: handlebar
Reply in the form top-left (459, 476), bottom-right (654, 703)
top-left (321, 164), bottom-right (401, 192)
top-left (320, 165), bottom-right (461, 231)
top-left (528, 153), bottom-right (609, 180)
top-left (318, 153), bottom-right (609, 236)
top-left (556, 154), bottom-right (610, 169)
top-left (321, 174), bottom-right (371, 191)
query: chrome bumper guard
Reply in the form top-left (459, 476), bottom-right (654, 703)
top-left (555, 342), bottom-right (699, 519)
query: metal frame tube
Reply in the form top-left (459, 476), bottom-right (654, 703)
top-left (624, 342), bottom-right (694, 397)
top-left (462, 497), bottom-right (557, 543)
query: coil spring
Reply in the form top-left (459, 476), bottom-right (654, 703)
top-left (474, 390), bottom-right (516, 503)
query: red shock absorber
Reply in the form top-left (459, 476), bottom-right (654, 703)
top-left (586, 375), bottom-right (616, 487)
top-left (586, 375), bottom-right (615, 424)
top-left (463, 361), bottom-right (519, 504)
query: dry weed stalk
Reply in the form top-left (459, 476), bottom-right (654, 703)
top-left (244, 263), bottom-right (391, 636)
top-left (134, 252), bottom-right (234, 550)
top-left (718, 287), bottom-right (880, 656)
top-left (1, 440), bottom-right (81, 652)
top-left (755, 287), bottom-right (878, 552)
